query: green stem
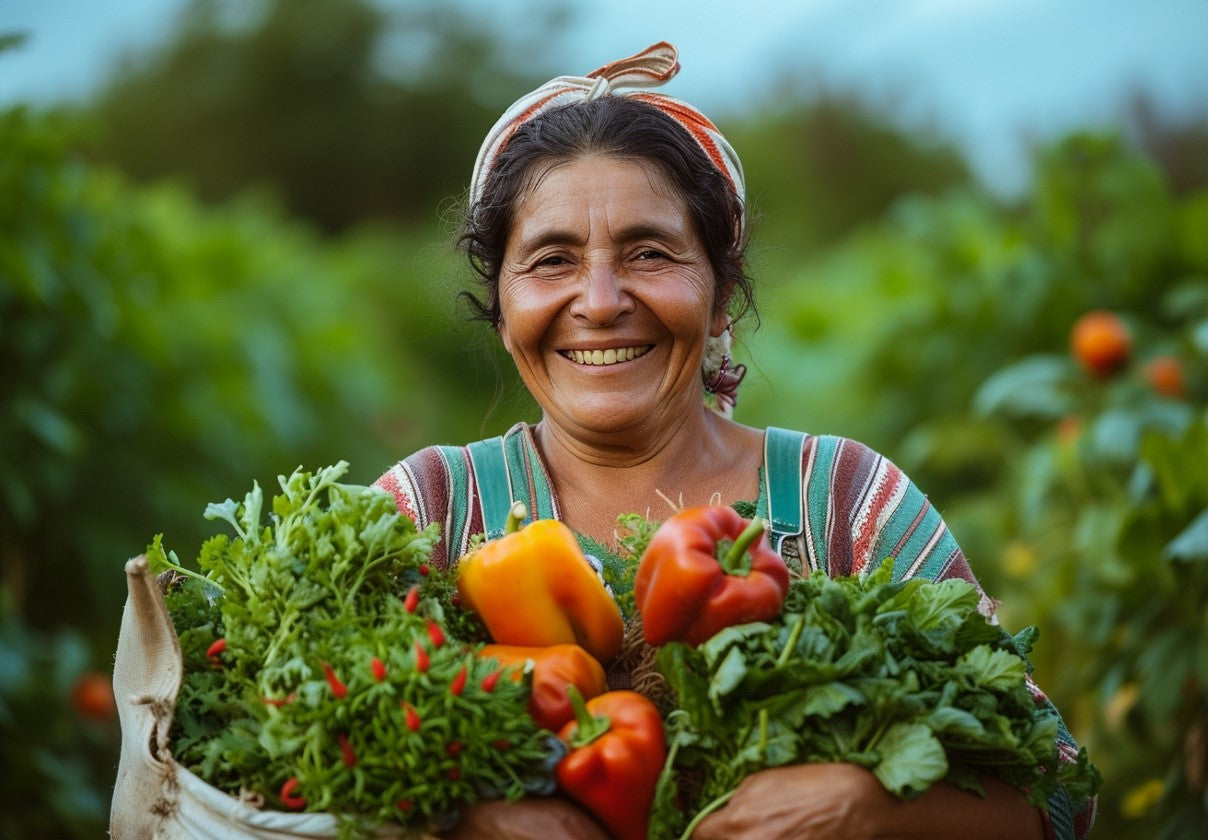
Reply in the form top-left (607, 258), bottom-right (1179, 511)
top-left (775, 614), bottom-right (806, 668)
top-left (758, 708), bottom-right (769, 759)
top-left (504, 501), bottom-right (528, 535)
top-left (718, 517), bottom-right (767, 576)
top-left (261, 611), bottom-right (297, 672)
top-left (866, 717), bottom-right (892, 751)
top-left (565, 685), bottom-right (611, 748)
top-left (678, 788), bottom-right (738, 840)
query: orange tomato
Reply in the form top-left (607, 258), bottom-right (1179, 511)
top-left (1144, 355), bottom-right (1186, 399)
top-left (1070, 311), bottom-right (1131, 378)
top-left (71, 671), bottom-right (116, 722)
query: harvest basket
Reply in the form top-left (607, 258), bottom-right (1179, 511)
top-left (109, 556), bottom-right (437, 839)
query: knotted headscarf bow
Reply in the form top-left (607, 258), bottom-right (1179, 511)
top-left (469, 41), bottom-right (745, 212)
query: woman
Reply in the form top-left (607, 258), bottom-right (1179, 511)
top-left (376, 43), bottom-right (1095, 840)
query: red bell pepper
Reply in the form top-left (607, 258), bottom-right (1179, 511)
top-left (556, 687), bottom-right (665, 840)
top-left (634, 506), bottom-right (790, 646)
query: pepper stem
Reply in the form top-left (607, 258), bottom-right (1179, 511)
top-left (504, 501), bottom-right (528, 534)
top-left (718, 517), bottom-right (768, 576)
top-left (565, 685), bottom-right (611, 748)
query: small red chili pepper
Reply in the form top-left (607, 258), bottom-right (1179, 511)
top-left (447, 767), bottom-right (461, 781)
top-left (206, 638), bottom-right (226, 659)
top-left (403, 584), bottom-right (420, 614)
top-left (493, 738), bottom-right (511, 751)
top-left (426, 621), bottom-right (446, 649)
top-left (449, 665), bottom-right (467, 696)
top-left (321, 662), bottom-right (348, 699)
top-left (445, 741), bottom-right (463, 756)
top-left (413, 642), bottom-right (429, 672)
top-left (397, 798), bottom-right (412, 812)
top-left (403, 702), bottom-right (421, 732)
top-left (262, 692), bottom-right (296, 708)
top-left (419, 563), bottom-right (430, 577)
top-left (371, 657), bottom-right (387, 682)
top-left (480, 668), bottom-right (503, 693)
top-left (280, 777), bottom-right (306, 810)
top-left (338, 733), bottom-right (357, 768)
top-left (451, 593), bottom-right (462, 608)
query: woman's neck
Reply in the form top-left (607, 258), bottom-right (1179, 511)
top-left (531, 412), bottom-right (764, 547)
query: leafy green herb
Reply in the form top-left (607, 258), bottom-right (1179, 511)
top-left (647, 560), bottom-right (1102, 840)
top-left (148, 462), bottom-right (561, 838)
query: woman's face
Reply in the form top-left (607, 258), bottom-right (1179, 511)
top-left (497, 154), bottom-right (728, 439)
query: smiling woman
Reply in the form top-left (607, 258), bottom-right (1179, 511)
top-left (374, 42), bottom-right (1097, 840)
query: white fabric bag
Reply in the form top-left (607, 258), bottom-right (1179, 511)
top-left (109, 556), bottom-right (418, 839)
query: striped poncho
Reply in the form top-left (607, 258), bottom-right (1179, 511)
top-left (375, 422), bottom-right (1096, 839)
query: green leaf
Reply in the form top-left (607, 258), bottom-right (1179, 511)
top-left (957, 646), bottom-right (1027, 692)
top-left (709, 645), bottom-right (749, 708)
top-left (1164, 509), bottom-right (1208, 564)
top-left (972, 356), bottom-right (1074, 420)
top-left (872, 722), bottom-right (948, 799)
top-left (927, 706), bottom-right (987, 739)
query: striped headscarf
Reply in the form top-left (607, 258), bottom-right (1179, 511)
top-left (469, 41), bottom-right (745, 213)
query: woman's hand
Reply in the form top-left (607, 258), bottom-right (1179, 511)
top-left (437, 796), bottom-right (610, 840)
top-left (691, 762), bottom-right (1047, 840)
top-left (691, 763), bottom-right (887, 840)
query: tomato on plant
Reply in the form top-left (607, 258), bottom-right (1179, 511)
top-left (1143, 355), bottom-right (1186, 399)
top-left (1070, 311), bottom-right (1131, 378)
top-left (71, 671), bottom-right (116, 722)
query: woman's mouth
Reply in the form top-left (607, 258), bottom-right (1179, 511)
top-left (560, 345), bottom-right (653, 366)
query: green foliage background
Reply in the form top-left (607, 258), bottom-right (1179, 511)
top-left (2, 1), bottom-right (1206, 836)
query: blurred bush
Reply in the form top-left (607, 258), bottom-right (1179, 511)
top-left (0, 102), bottom-right (527, 636)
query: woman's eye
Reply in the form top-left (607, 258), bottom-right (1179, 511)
top-left (636, 249), bottom-right (668, 261)
top-left (535, 255), bottom-right (568, 268)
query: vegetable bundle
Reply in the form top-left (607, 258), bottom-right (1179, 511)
top-left (642, 551), bottom-right (1102, 839)
top-left (148, 463), bottom-right (563, 838)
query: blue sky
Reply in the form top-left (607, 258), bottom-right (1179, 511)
top-left (3, 0), bottom-right (1206, 194)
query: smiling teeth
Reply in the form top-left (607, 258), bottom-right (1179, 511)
top-left (566, 346), bottom-right (651, 366)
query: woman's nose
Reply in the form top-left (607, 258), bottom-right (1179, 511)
top-left (572, 261), bottom-right (634, 326)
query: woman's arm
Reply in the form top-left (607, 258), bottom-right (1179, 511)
top-left (437, 796), bottom-right (610, 840)
top-left (691, 763), bottom-right (1045, 840)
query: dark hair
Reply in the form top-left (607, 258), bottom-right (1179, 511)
top-left (460, 96), bottom-right (754, 327)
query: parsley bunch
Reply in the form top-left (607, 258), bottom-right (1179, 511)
top-left (148, 462), bottom-right (561, 838)
top-left (648, 561), bottom-right (1101, 839)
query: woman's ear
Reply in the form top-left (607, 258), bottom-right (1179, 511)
top-left (710, 307), bottom-right (729, 338)
top-left (710, 282), bottom-right (735, 337)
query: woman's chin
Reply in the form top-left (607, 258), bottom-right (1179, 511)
top-left (548, 394), bottom-right (691, 440)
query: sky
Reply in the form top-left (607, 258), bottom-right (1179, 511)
top-left (2, 0), bottom-right (1206, 195)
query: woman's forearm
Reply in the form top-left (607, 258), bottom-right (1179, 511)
top-left (871, 775), bottom-right (1046, 840)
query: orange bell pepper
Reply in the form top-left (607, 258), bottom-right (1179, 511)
top-left (556, 687), bottom-right (666, 840)
top-left (457, 503), bottom-right (624, 663)
top-left (478, 643), bottom-right (609, 731)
